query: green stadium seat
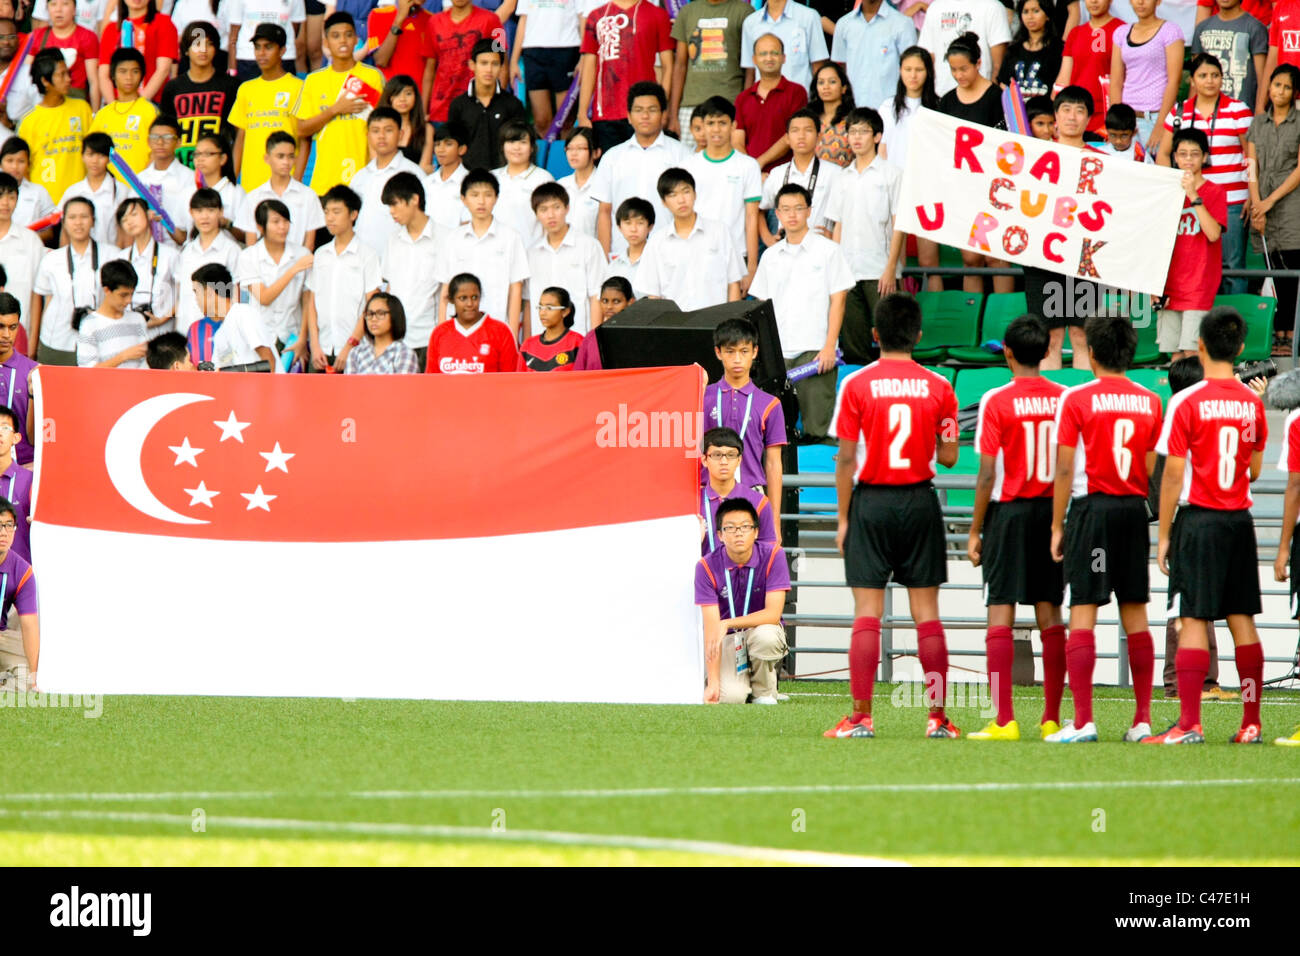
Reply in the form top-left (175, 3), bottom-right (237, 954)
top-left (1128, 368), bottom-right (1172, 410)
top-left (913, 290), bottom-right (982, 362)
top-left (1214, 294), bottom-right (1276, 360)
top-left (954, 367), bottom-right (1013, 413)
top-left (948, 292), bottom-right (1026, 364)
top-left (923, 365), bottom-right (955, 382)
top-left (944, 444), bottom-right (981, 510)
top-left (1104, 291), bottom-right (1162, 365)
top-left (1042, 369), bottom-right (1093, 387)
top-left (797, 444), bottom-right (838, 512)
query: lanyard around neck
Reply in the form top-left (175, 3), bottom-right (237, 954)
top-left (726, 565), bottom-right (756, 621)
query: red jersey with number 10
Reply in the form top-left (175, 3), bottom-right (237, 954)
top-left (831, 359), bottom-right (958, 485)
top-left (975, 376), bottom-right (1067, 501)
top-left (1156, 378), bottom-right (1267, 510)
top-left (1056, 376), bottom-right (1163, 497)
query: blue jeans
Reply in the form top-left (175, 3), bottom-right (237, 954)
top-left (1221, 202), bottom-right (1247, 295)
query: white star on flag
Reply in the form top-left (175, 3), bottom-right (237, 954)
top-left (213, 411), bottom-right (251, 443)
top-left (259, 442), bottom-right (295, 474)
top-left (168, 436), bottom-right (203, 467)
top-left (183, 480), bottom-right (219, 507)
top-left (241, 485), bottom-right (276, 512)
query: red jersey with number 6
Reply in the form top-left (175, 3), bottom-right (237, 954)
top-left (1056, 376), bottom-right (1163, 497)
top-left (1156, 378), bottom-right (1267, 510)
top-left (831, 359), bottom-right (958, 485)
top-left (975, 376), bottom-right (1067, 501)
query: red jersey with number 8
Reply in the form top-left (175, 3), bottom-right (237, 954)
top-left (831, 359), bottom-right (958, 485)
top-left (975, 377), bottom-right (1067, 501)
top-left (1156, 378), bottom-right (1267, 510)
top-left (1056, 377), bottom-right (1163, 497)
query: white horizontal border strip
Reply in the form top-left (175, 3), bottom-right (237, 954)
top-left (0, 808), bottom-right (905, 867)
top-left (33, 515), bottom-right (703, 703)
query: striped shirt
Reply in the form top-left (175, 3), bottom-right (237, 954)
top-left (76, 311), bottom-right (149, 369)
top-left (1162, 94), bottom-right (1252, 205)
top-left (345, 339), bottom-right (422, 375)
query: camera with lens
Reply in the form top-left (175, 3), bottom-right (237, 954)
top-left (1234, 359), bottom-right (1278, 382)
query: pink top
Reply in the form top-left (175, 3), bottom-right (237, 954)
top-left (1115, 20), bottom-right (1185, 112)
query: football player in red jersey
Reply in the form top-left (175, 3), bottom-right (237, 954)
top-left (1050, 315), bottom-right (1163, 743)
top-left (824, 294), bottom-right (961, 739)
top-left (1151, 307), bottom-right (1268, 744)
top-left (967, 315), bottom-right (1068, 741)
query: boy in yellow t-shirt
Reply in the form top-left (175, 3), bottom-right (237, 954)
top-left (18, 49), bottom-right (92, 205)
top-left (293, 12), bottom-right (384, 195)
top-left (229, 23), bottom-right (302, 192)
top-left (89, 49), bottom-right (159, 181)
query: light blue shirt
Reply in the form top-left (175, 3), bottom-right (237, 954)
top-left (831, 4), bottom-right (918, 117)
top-left (740, 1), bottom-right (830, 90)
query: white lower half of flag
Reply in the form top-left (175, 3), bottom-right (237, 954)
top-left (34, 515), bottom-right (704, 704)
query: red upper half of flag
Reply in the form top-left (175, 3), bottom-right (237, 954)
top-left (33, 366), bottom-right (705, 542)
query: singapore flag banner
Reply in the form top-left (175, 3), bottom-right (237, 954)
top-left (31, 366), bottom-right (706, 703)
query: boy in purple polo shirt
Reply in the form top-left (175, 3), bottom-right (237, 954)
top-left (0, 496), bottom-right (39, 692)
top-left (0, 295), bottom-right (38, 466)
top-left (703, 317), bottom-right (786, 522)
top-left (695, 498), bottom-right (791, 705)
top-left (700, 426), bottom-right (777, 556)
top-left (0, 406), bottom-right (33, 564)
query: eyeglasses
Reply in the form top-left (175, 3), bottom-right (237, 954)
top-left (0, 523), bottom-right (16, 534)
top-left (148, 134), bottom-right (178, 143)
top-left (363, 310), bottom-right (390, 319)
top-left (720, 524), bottom-right (756, 535)
top-left (777, 204), bottom-right (809, 214)
top-left (538, 304), bottom-right (566, 312)
top-left (706, 451), bottom-right (741, 461)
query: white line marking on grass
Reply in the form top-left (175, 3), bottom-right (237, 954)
top-left (0, 808), bottom-right (905, 867)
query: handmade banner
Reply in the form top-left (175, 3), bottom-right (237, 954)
top-left (32, 367), bottom-right (705, 703)
top-left (897, 108), bottom-right (1185, 296)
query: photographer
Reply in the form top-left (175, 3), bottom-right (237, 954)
top-left (110, 197), bottom-right (178, 336)
top-left (32, 196), bottom-right (100, 366)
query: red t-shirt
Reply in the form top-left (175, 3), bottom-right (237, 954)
top-left (831, 359), bottom-right (959, 485)
top-left (1156, 378), bottom-right (1267, 510)
top-left (100, 14), bottom-right (180, 102)
top-left (734, 77), bottom-right (808, 171)
top-left (1203, 0), bottom-right (1273, 27)
top-left (975, 376), bottom-right (1067, 501)
top-left (425, 315), bottom-right (520, 373)
top-left (579, 0), bottom-right (673, 122)
top-left (1280, 407), bottom-right (1300, 472)
top-left (1056, 377), bottom-right (1163, 497)
top-left (1164, 179), bottom-right (1227, 311)
top-left (518, 329), bottom-right (583, 370)
top-left (31, 26), bottom-right (99, 90)
top-left (426, 6), bottom-right (505, 123)
top-left (368, 7), bottom-right (435, 85)
top-left (1063, 18), bottom-right (1123, 133)
top-left (1271, 0), bottom-right (1300, 65)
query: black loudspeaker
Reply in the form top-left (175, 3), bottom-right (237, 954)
top-left (595, 298), bottom-right (789, 394)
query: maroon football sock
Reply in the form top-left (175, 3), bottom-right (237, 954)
top-left (985, 625), bottom-right (1014, 725)
top-left (1236, 642), bottom-right (1264, 728)
top-left (1040, 624), bottom-right (1067, 725)
top-left (849, 616), bottom-right (881, 705)
top-left (1127, 630), bottom-right (1154, 725)
top-left (1066, 629), bottom-right (1097, 727)
top-left (917, 620), bottom-right (949, 717)
top-left (1176, 647), bottom-right (1211, 730)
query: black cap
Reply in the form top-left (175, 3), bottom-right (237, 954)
top-left (251, 22), bottom-right (288, 48)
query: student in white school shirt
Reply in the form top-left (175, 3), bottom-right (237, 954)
top-left (234, 197), bottom-right (312, 358)
top-left (425, 121), bottom-right (469, 234)
top-left (60, 132), bottom-right (125, 248)
top-left (110, 197), bottom-right (179, 335)
top-left (305, 183), bottom-right (381, 372)
top-left (379, 172), bottom-right (440, 365)
top-left (592, 81), bottom-right (691, 256)
top-left (348, 107), bottom-right (425, 254)
top-left (0, 139), bottom-right (56, 235)
top-left (191, 262), bottom-right (278, 370)
top-left (172, 189), bottom-right (242, 335)
top-left (525, 182), bottom-right (605, 337)
top-left (136, 115), bottom-right (197, 250)
top-left (759, 108), bottom-right (840, 246)
top-left (491, 120), bottom-right (555, 250)
top-left (635, 167), bottom-right (745, 310)
top-left (192, 131), bottom-right (247, 243)
top-left (685, 96), bottom-right (761, 290)
top-left (435, 168), bottom-right (530, 338)
top-left (556, 126), bottom-right (599, 239)
top-left (234, 130), bottom-right (323, 250)
top-left (32, 197), bottom-right (101, 366)
top-left (0, 173), bottom-right (47, 352)
top-left (749, 181), bottom-right (853, 441)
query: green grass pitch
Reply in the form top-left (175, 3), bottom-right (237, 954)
top-left (1, 683), bottom-right (1298, 865)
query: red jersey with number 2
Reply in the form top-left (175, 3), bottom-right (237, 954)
top-left (1056, 377), bottom-right (1163, 497)
top-left (831, 359), bottom-right (958, 485)
top-left (975, 376), bottom-right (1067, 501)
top-left (1156, 378), bottom-right (1267, 510)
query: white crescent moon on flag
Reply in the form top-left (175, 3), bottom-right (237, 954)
top-left (105, 393), bottom-right (215, 525)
